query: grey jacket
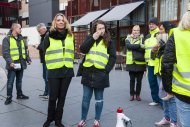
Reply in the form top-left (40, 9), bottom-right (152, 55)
top-left (2, 33), bottom-right (31, 70)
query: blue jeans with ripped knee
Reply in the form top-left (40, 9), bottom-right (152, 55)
top-left (81, 85), bottom-right (104, 120)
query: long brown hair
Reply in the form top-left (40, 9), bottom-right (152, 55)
top-left (50, 13), bottom-right (72, 35)
top-left (91, 20), bottom-right (111, 47)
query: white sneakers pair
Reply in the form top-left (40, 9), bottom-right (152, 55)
top-left (155, 117), bottom-right (179, 127)
top-left (77, 120), bottom-right (100, 127)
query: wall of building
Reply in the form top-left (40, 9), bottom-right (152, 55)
top-left (29, 0), bottom-right (59, 26)
top-left (19, 0), bottom-right (29, 27)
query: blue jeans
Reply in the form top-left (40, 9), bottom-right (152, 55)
top-left (147, 66), bottom-right (161, 103)
top-left (81, 85), bottom-right (104, 120)
top-left (157, 75), bottom-right (167, 98)
top-left (42, 63), bottom-right (48, 95)
top-left (7, 69), bottom-right (23, 97)
top-left (175, 98), bottom-right (190, 127)
top-left (163, 97), bottom-right (177, 124)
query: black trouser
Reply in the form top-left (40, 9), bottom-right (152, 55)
top-left (129, 71), bottom-right (144, 96)
top-left (47, 77), bottom-right (72, 122)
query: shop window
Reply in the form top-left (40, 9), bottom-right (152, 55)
top-left (149, 0), bottom-right (158, 19)
top-left (160, 0), bottom-right (178, 21)
top-left (180, 0), bottom-right (188, 18)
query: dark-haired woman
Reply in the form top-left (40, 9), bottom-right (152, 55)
top-left (77, 20), bottom-right (116, 127)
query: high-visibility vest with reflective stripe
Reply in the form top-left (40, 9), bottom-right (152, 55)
top-left (126, 36), bottom-right (146, 65)
top-left (83, 40), bottom-right (109, 69)
top-left (10, 37), bottom-right (26, 60)
top-left (154, 56), bottom-right (162, 75)
top-left (144, 28), bottom-right (159, 66)
top-left (45, 34), bottom-right (74, 70)
top-left (172, 28), bottom-right (190, 97)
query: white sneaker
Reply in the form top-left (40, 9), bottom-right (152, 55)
top-left (149, 102), bottom-right (159, 106)
top-left (170, 123), bottom-right (179, 127)
top-left (93, 120), bottom-right (100, 127)
top-left (155, 118), bottom-right (170, 126)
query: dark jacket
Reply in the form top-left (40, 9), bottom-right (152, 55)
top-left (161, 34), bottom-right (190, 104)
top-left (125, 36), bottom-right (146, 72)
top-left (43, 29), bottom-right (74, 78)
top-left (37, 32), bottom-right (47, 63)
top-left (80, 35), bottom-right (116, 88)
top-left (2, 34), bottom-right (31, 70)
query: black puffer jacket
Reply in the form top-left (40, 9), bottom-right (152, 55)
top-left (161, 34), bottom-right (190, 104)
top-left (80, 35), bottom-right (116, 88)
top-left (37, 31), bottom-right (47, 63)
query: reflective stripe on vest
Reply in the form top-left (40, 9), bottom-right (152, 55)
top-left (45, 34), bottom-right (74, 70)
top-left (126, 37), bottom-right (146, 65)
top-left (83, 40), bottom-right (109, 69)
top-left (144, 28), bottom-right (159, 66)
top-left (10, 37), bottom-right (26, 60)
top-left (154, 57), bottom-right (162, 75)
top-left (172, 28), bottom-right (190, 97)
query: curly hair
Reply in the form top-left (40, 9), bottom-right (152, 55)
top-left (91, 20), bottom-right (111, 47)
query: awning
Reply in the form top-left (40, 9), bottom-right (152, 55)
top-left (99, 1), bottom-right (144, 22)
top-left (71, 9), bottom-right (109, 26)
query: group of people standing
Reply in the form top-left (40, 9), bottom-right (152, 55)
top-left (125, 11), bottom-right (190, 127)
top-left (1, 10), bottom-right (190, 127)
top-left (2, 13), bottom-right (116, 127)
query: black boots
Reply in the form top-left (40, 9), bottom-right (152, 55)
top-left (4, 96), bottom-right (12, 105)
top-left (17, 94), bottom-right (29, 99)
top-left (43, 120), bottom-right (53, 127)
top-left (43, 120), bottom-right (65, 127)
top-left (55, 121), bottom-right (65, 127)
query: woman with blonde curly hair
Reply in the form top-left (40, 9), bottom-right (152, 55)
top-left (43, 13), bottom-right (74, 127)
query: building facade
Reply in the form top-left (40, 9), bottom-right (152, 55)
top-left (67, 0), bottom-right (189, 52)
top-left (0, 0), bottom-right (69, 28)
top-left (0, 0), bottom-right (19, 28)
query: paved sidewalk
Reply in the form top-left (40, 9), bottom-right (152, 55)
top-left (0, 59), bottom-right (168, 127)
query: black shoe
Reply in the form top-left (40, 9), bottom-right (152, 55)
top-left (4, 96), bottom-right (12, 105)
top-left (43, 120), bottom-right (53, 127)
top-left (17, 94), bottom-right (29, 99)
top-left (39, 94), bottom-right (49, 99)
top-left (55, 121), bottom-right (65, 127)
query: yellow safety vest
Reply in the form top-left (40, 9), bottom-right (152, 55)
top-left (83, 40), bottom-right (109, 69)
top-left (126, 36), bottom-right (146, 65)
top-left (144, 28), bottom-right (159, 66)
top-left (172, 28), bottom-right (190, 97)
top-left (45, 34), bottom-right (74, 70)
top-left (10, 37), bottom-right (26, 61)
top-left (154, 56), bottom-right (162, 75)
top-left (169, 28), bottom-right (174, 37)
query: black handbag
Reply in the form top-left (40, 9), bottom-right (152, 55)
top-left (132, 50), bottom-right (145, 62)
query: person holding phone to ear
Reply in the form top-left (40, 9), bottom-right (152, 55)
top-left (77, 20), bottom-right (116, 127)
